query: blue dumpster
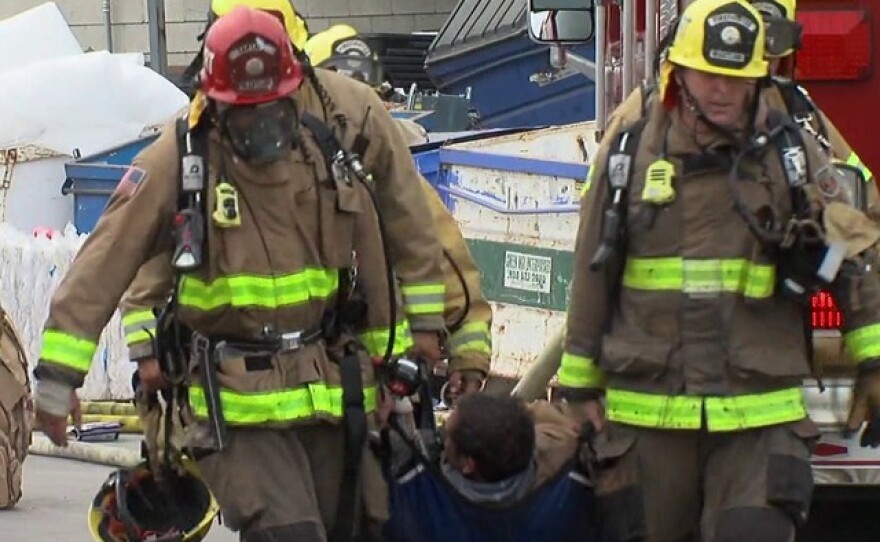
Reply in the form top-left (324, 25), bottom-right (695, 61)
top-left (62, 135), bottom-right (158, 233)
top-left (61, 128), bottom-right (529, 234)
top-left (425, 0), bottom-right (596, 129)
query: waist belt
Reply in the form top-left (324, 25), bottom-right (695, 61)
top-left (194, 328), bottom-right (323, 372)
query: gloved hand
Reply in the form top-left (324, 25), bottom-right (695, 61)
top-left (845, 365), bottom-right (880, 448)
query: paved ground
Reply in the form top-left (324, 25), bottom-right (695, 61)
top-left (1, 437), bottom-right (237, 541)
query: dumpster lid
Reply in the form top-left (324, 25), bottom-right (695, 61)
top-left (427, 0), bottom-right (526, 65)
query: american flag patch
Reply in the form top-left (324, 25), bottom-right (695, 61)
top-left (114, 166), bottom-right (146, 199)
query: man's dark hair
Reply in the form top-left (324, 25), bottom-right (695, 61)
top-left (448, 394), bottom-right (536, 483)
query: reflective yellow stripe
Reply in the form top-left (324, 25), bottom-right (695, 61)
top-left (40, 329), bottom-right (97, 372)
top-left (122, 309), bottom-right (156, 346)
top-left (606, 387), bottom-right (806, 432)
top-left (179, 269), bottom-right (338, 311)
top-left (705, 388), bottom-right (807, 431)
top-left (449, 322), bottom-right (492, 356)
top-left (558, 353), bottom-right (605, 388)
top-left (847, 151), bottom-right (874, 181)
top-left (622, 257), bottom-right (775, 298)
top-left (606, 389), bottom-right (702, 429)
top-left (844, 323), bottom-right (880, 363)
top-left (401, 283), bottom-right (446, 315)
top-left (359, 319), bottom-right (413, 357)
top-left (188, 383), bottom-right (377, 424)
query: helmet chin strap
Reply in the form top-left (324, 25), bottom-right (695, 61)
top-left (677, 74), bottom-right (766, 149)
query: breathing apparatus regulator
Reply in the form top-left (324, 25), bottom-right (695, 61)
top-left (728, 109), bottom-right (848, 298)
top-left (383, 357), bottom-right (423, 397)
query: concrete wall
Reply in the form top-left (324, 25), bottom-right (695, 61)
top-left (0, 0), bottom-right (456, 67)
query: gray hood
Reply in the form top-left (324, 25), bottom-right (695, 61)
top-left (441, 461), bottom-right (537, 507)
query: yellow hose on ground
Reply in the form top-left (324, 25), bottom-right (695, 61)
top-left (76, 414), bottom-right (143, 433)
top-left (28, 434), bottom-right (141, 468)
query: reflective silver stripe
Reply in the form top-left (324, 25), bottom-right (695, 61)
top-left (449, 322), bottom-right (491, 354)
top-left (401, 283), bottom-right (446, 315)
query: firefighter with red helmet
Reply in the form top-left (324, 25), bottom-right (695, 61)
top-left (33, 6), bottom-right (433, 540)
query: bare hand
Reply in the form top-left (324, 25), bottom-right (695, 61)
top-left (374, 387), bottom-right (394, 427)
top-left (445, 370), bottom-right (485, 405)
top-left (583, 399), bottom-right (607, 433)
top-left (36, 390), bottom-right (81, 447)
top-left (409, 331), bottom-right (445, 369)
top-left (137, 357), bottom-right (169, 394)
top-left (564, 399), bottom-right (607, 434)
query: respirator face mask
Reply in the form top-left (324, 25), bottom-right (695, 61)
top-left (219, 98), bottom-right (298, 164)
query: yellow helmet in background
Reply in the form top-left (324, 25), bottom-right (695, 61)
top-left (210, 0), bottom-right (309, 50)
top-left (304, 25), bottom-right (387, 86)
top-left (752, 0), bottom-right (796, 21)
top-left (304, 24), bottom-right (359, 66)
top-left (751, 0), bottom-right (802, 57)
top-left (88, 459), bottom-right (219, 542)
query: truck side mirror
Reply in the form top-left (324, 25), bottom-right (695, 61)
top-left (527, 6), bottom-right (596, 45)
top-left (531, 0), bottom-right (595, 11)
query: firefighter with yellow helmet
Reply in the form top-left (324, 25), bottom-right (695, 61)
top-left (753, 0), bottom-right (880, 220)
top-left (519, 0), bottom-right (880, 404)
top-left (560, 0), bottom-right (880, 540)
top-left (304, 22), bottom-right (494, 399)
top-left (304, 24), bottom-right (410, 106)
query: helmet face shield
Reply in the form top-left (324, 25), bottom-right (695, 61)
top-left (761, 14), bottom-right (803, 57)
top-left (319, 55), bottom-right (383, 86)
top-left (752, 0), bottom-right (802, 57)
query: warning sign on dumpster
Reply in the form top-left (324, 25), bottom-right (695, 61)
top-left (504, 251), bottom-right (552, 294)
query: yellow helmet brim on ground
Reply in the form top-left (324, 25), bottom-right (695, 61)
top-left (88, 458), bottom-right (219, 542)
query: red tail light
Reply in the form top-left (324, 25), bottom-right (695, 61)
top-left (796, 8), bottom-right (872, 81)
top-left (811, 291), bottom-right (843, 330)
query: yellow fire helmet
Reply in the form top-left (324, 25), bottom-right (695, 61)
top-left (210, 0), bottom-right (309, 50)
top-left (304, 25), bottom-right (387, 86)
top-left (88, 458), bottom-right (219, 542)
top-left (304, 24), bottom-right (359, 67)
top-left (751, 0), bottom-right (802, 57)
top-left (659, 0), bottom-right (768, 102)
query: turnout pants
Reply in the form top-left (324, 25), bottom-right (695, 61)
top-left (196, 424), bottom-right (388, 542)
top-left (589, 419), bottom-right (819, 542)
